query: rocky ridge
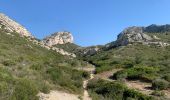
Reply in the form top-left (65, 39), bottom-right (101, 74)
top-left (0, 13), bottom-right (32, 37)
top-left (107, 25), bottom-right (170, 48)
top-left (42, 32), bottom-right (74, 46)
top-left (0, 13), bottom-right (76, 57)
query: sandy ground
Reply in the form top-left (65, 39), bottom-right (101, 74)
top-left (38, 91), bottom-right (80, 100)
top-left (95, 68), bottom-right (122, 79)
top-left (125, 80), bottom-right (153, 95)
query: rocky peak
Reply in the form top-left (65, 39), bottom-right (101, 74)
top-left (42, 31), bottom-right (74, 46)
top-left (116, 26), bottom-right (152, 46)
top-left (144, 24), bottom-right (170, 33)
top-left (0, 13), bottom-right (32, 37)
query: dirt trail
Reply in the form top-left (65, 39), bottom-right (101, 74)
top-left (38, 66), bottom-right (95, 100)
top-left (38, 91), bottom-right (80, 100)
top-left (83, 66), bottom-right (95, 100)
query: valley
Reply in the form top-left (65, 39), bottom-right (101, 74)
top-left (0, 13), bottom-right (170, 100)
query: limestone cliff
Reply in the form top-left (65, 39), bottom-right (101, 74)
top-left (42, 32), bottom-right (74, 46)
top-left (0, 13), bottom-right (32, 37)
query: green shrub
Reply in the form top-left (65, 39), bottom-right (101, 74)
top-left (123, 61), bottom-right (134, 68)
top-left (12, 79), bottom-right (39, 100)
top-left (87, 79), bottom-right (153, 100)
top-left (163, 74), bottom-right (170, 82)
top-left (30, 64), bottom-right (43, 71)
top-left (2, 60), bottom-right (16, 66)
top-left (152, 79), bottom-right (169, 90)
top-left (113, 66), bottom-right (159, 82)
top-left (151, 90), bottom-right (165, 97)
top-left (113, 70), bottom-right (127, 80)
top-left (12, 79), bottom-right (38, 100)
top-left (40, 83), bottom-right (50, 94)
top-left (82, 71), bottom-right (90, 79)
top-left (124, 89), bottom-right (153, 100)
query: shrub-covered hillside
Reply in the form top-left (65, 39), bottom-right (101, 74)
top-left (0, 29), bottom-right (88, 100)
top-left (85, 32), bottom-right (170, 99)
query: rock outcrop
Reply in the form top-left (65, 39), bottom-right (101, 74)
top-left (42, 32), bottom-right (74, 46)
top-left (0, 13), bottom-right (32, 37)
top-left (106, 25), bottom-right (170, 48)
top-left (76, 46), bottom-right (101, 56)
top-left (115, 26), bottom-right (153, 46)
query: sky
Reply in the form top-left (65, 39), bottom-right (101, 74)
top-left (0, 0), bottom-right (170, 46)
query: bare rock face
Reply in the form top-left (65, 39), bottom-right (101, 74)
top-left (0, 13), bottom-right (32, 37)
top-left (76, 46), bottom-right (101, 56)
top-left (116, 27), bottom-right (153, 46)
top-left (43, 32), bottom-right (74, 46)
top-left (107, 25), bottom-right (170, 48)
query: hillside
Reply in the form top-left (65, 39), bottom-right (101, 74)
top-left (0, 12), bottom-right (170, 100)
top-left (85, 25), bottom-right (170, 100)
top-left (0, 26), bottom-right (90, 99)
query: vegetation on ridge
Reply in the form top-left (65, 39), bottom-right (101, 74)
top-left (0, 28), bottom-right (89, 100)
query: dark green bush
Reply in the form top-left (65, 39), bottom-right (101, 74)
top-left (113, 70), bottom-right (127, 80)
top-left (113, 66), bottom-right (159, 82)
top-left (87, 79), bottom-right (153, 100)
top-left (82, 71), bottom-right (90, 79)
top-left (152, 79), bottom-right (169, 90)
top-left (124, 89), bottom-right (153, 100)
top-left (2, 60), bottom-right (16, 66)
top-left (163, 74), bottom-right (170, 82)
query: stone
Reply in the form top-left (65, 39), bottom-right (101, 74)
top-left (42, 31), bottom-right (74, 46)
top-left (115, 26), bottom-right (152, 46)
top-left (0, 13), bottom-right (32, 37)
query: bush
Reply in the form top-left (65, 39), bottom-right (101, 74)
top-left (82, 71), bottom-right (90, 79)
top-left (113, 70), bottom-right (127, 80)
top-left (124, 89), bottom-right (153, 100)
top-left (113, 66), bottom-right (159, 82)
top-left (163, 74), bottom-right (170, 82)
top-left (152, 79), bottom-right (169, 90)
top-left (40, 83), bottom-right (50, 94)
top-left (12, 79), bottom-right (39, 100)
top-left (2, 60), bottom-right (16, 66)
top-left (151, 90), bottom-right (165, 97)
top-left (87, 79), bottom-right (153, 100)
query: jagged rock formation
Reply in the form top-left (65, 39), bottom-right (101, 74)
top-left (42, 32), bottom-right (74, 46)
top-left (41, 31), bottom-right (76, 57)
top-left (0, 13), bottom-right (75, 57)
top-left (115, 26), bottom-right (153, 46)
top-left (0, 13), bottom-right (32, 37)
top-left (75, 46), bottom-right (101, 56)
top-left (107, 25), bottom-right (170, 48)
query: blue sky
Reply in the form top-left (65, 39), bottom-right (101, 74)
top-left (1, 0), bottom-right (170, 46)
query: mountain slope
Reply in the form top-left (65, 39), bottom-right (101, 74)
top-left (85, 25), bottom-right (170, 100)
top-left (0, 13), bottom-right (32, 37)
top-left (0, 27), bottom-right (89, 99)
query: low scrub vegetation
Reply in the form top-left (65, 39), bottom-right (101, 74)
top-left (152, 79), bottom-right (169, 90)
top-left (87, 79), bottom-right (153, 100)
top-left (0, 30), bottom-right (89, 99)
top-left (113, 66), bottom-right (159, 82)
